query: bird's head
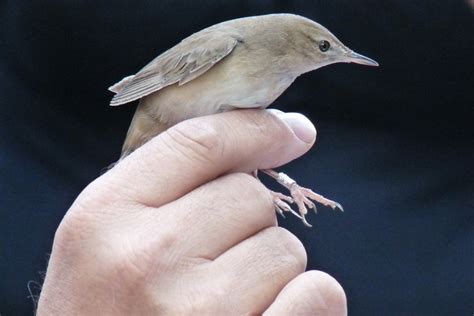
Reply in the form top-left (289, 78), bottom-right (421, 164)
top-left (279, 14), bottom-right (379, 73)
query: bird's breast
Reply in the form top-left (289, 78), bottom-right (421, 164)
top-left (140, 57), bottom-right (297, 125)
top-left (228, 74), bottom-right (296, 108)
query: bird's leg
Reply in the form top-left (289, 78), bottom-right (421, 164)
top-left (253, 170), bottom-right (303, 220)
top-left (260, 169), bottom-right (344, 227)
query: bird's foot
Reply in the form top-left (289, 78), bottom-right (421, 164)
top-left (288, 183), bottom-right (344, 227)
top-left (269, 191), bottom-right (303, 220)
top-left (262, 169), bottom-right (343, 227)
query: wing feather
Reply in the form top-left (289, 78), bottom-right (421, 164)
top-left (110, 28), bottom-right (242, 106)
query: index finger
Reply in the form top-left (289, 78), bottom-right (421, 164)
top-left (103, 109), bottom-right (316, 207)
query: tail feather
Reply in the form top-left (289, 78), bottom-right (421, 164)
top-left (103, 100), bottom-right (170, 172)
top-left (109, 75), bottom-right (135, 95)
top-left (121, 100), bottom-right (171, 159)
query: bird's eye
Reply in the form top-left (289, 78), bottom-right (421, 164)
top-left (319, 40), bottom-right (330, 52)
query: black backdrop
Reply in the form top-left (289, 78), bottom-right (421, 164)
top-left (1, 1), bottom-right (473, 315)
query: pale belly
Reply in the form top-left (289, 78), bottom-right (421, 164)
top-left (141, 69), bottom-right (297, 125)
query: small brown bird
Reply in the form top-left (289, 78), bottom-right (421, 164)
top-left (109, 13), bottom-right (378, 226)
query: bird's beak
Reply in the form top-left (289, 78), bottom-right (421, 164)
top-left (345, 50), bottom-right (379, 67)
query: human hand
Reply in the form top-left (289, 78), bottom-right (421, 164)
top-left (37, 109), bottom-right (346, 315)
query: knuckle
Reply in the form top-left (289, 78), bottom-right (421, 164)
top-left (107, 228), bottom-right (179, 287)
top-left (218, 173), bottom-right (274, 215)
top-left (68, 177), bottom-right (127, 220)
top-left (57, 204), bottom-right (180, 290)
top-left (225, 173), bottom-right (270, 199)
top-left (54, 200), bottom-right (110, 253)
top-left (164, 120), bottom-right (224, 164)
top-left (53, 211), bottom-right (96, 255)
top-left (54, 181), bottom-right (132, 250)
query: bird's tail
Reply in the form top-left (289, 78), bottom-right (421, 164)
top-left (121, 101), bottom-right (170, 159)
top-left (103, 100), bottom-right (170, 172)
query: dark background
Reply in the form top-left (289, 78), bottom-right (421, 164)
top-left (1, 1), bottom-right (473, 315)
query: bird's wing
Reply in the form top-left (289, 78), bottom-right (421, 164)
top-left (109, 28), bottom-right (243, 106)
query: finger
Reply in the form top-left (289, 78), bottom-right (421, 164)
top-left (209, 227), bottom-right (307, 314)
top-left (101, 109), bottom-right (316, 207)
top-left (156, 172), bottom-right (276, 259)
top-left (264, 271), bottom-right (347, 316)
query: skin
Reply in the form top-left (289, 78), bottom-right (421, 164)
top-left (37, 109), bottom-right (347, 315)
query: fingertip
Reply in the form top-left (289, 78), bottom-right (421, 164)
top-left (281, 113), bottom-right (317, 145)
top-left (267, 110), bottom-right (317, 145)
top-left (304, 271), bottom-right (347, 314)
top-left (264, 270), bottom-right (347, 316)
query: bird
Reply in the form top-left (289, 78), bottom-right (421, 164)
top-left (108, 13), bottom-right (378, 227)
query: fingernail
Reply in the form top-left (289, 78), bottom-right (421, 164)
top-left (267, 108), bottom-right (284, 115)
top-left (271, 111), bottom-right (316, 144)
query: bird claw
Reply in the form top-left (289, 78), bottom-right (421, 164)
top-left (270, 191), bottom-right (302, 220)
top-left (260, 170), bottom-right (343, 227)
top-left (302, 196), bottom-right (317, 213)
top-left (290, 184), bottom-right (343, 222)
top-left (332, 202), bottom-right (344, 212)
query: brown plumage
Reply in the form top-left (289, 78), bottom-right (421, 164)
top-left (109, 13), bottom-right (378, 226)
